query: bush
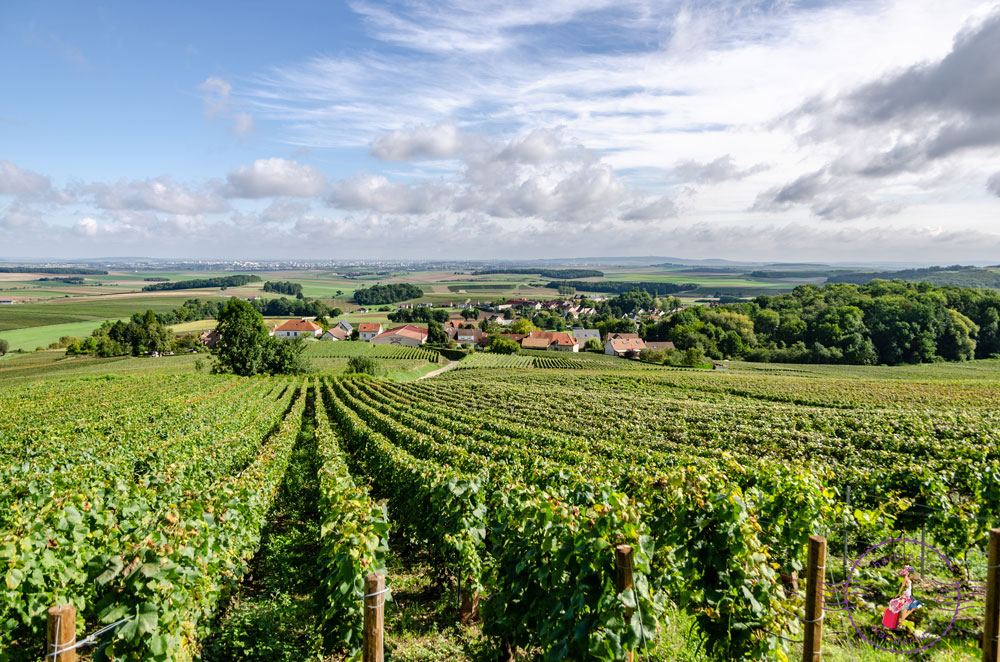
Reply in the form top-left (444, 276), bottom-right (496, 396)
top-left (584, 338), bottom-right (603, 352)
top-left (345, 355), bottom-right (382, 376)
top-left (489, 337), bottom-right (521, 354)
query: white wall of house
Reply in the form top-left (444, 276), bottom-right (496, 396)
top-left (552, 343), bottom-right (579, 352)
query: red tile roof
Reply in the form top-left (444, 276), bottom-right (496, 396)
top-left (275, 319), bottom-right (321, 333)
top-left (376, 324), bottom-right (428, 340)
top-left (358, 323), bottom-right (382, 333)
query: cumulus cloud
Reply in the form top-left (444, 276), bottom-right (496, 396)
top-left (0, 161), bottom-right (51, 196)
top-left (760, 11), bottom-right (1000, 219)
top-left (225, 158), bottom-right (326, 198)
top-left (370, 122), bottom-right (468, 161)
top-left (331, 173), bottom-right (455, 214)
top-left (86, 176), bottom-right (227, 214)
top-left (74, 217), bottom-right (99, 236)
top-left (673, 155), bottom-right (767, 184)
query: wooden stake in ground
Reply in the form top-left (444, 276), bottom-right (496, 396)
top-left (363, 572), bottom-right (385, 662)
top-left (984, 528), bottom-right (1000, 662)
top-left (616, 544), bottom-right (635, 662)
top-left (803, 536), bottom-right (826, 662)
top-left (46, 604), bottom-right (76, 662)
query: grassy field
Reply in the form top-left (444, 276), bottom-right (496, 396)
top-left (0, 317), bottom-right (129, 352)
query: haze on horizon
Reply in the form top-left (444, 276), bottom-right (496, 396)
top-left (2, 1), bottom-right (1000, 263)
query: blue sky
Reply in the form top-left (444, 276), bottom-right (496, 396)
top-left (2, 1), bottom-right (1000, 260)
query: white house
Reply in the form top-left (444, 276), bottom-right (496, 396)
top-left (605, 336), bottom-right (646, 357)
top-left (273, 319), bottom-right (322, 339)
top-left (358, 322), bottom-right (382, 341)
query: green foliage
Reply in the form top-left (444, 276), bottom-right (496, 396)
top-left (212, 299), bottom-right (271, 376)
top-left (313, 386), bottom-right (390, 652)
top-left (550, 280), bottom-right (696, 295)
top-left (584, 337), bottom-right (603, 352)
top-left (211, 300), bottom-right (311, 376)
top-left (263, 280), bottom-right (303, 296)
top-left (141, 274), bottom-right (260, 291)
top-left (345, 355), bottom-right (382, 376)
top-left (488, 336), bottom-right (521, 354)
top-left (352, 283), bottom-right (423, 305)
top-left (389, 307), bottom-right (449, 323)
top-left (427, 319), bottom-right (449, 344)
top-left (0, 339), bottom-right (7, 355)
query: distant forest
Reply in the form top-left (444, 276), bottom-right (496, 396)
top-left (141, 275), bottom-right (261, 291)
top-left (37, 277), bottom-right (85, 284)
top-left (827, 265), bottom-right (1000, 288)
top-left (641, 281), bottom-right (1000, 365)
top-left (263, 281), bottom-right (304, 296)
top-left (551, 280), bottom-right (697, 295)
top-left (473, 268), bottom-right (604, 279)
top-left (0, 267), bottom-right (107, 274)
top-left (353, 283), bottom-right (423, 305)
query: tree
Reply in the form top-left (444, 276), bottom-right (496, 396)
top-left (509, 318), bottom-right (537, 335)
top-left (265, 337), bottom-right (310, 375)
top-left (683, 347), bottom-right (706, 367)
top-left (489, 336), bottom-right (520, 354)
top-left (584, 338), bottom-right (602, 352)
top-left (427, 320), bottom-right (449, 344)
top-left (0, 339), bottom-right (7, 356)
top-left (212, 299), bottom-right (272, 376)
top-left (346, 355), bottom-right (381, 376)
top-left (461, 309), bottom-right (476, 321)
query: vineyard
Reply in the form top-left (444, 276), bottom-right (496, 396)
top-left (2, 360), bottom-right (999, 660)
top-left (456, 349), bottom-right (668, 371)
top-left (304, 341), bottom-right (439, 362)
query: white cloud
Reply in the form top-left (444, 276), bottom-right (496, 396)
top-left (0, 161), bottom-right (52, 196)
top-left (370, 122), bottom-right (468, 161)
top-left (225, 158), bottom-right (326, 198)
top-left (200, 76), bottom-right (256, 140)
top-left (74, 217), bottom-right (99, 236)
top-left (86, 176), bottom-right (226, 214)
top-left (989, 172), bottom-right (1000, 197)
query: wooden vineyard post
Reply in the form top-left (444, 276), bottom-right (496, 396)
top-left (802, 536), bottom-right (826, 662)
top-left (616, 544), bottom-right (635, 662)
top-left (459, 587), bottom-right (480, 625)
top-left (984, 529), bottom-right (1000, 662)
top-left (363, 572), bottom-right (385, 662)
top-left (46, 604), bottom-right (76, 662)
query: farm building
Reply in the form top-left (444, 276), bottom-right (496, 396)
top-left (0, 299), bottom-right (15, 305)
top-left (371, 324), bottom-right (428, 346)
top-left (322, 328), bottom-right (350, 341)
top-left (274, 319), bottom-right (322, 339)
top-left (605, 337), bottom-right (647, 357)
top-left (358, 322), bottom-right (382, 342)
top-left (454, 328), bottom-right (488, 347)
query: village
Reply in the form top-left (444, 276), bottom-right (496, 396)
top-left (247, 295), bottom-right (679, 359)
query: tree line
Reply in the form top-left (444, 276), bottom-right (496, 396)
top-left (352, 283), bottom-right (423, 305)
top-left (546, 280), bottom-right (696, 295)
top-left (141, 274), bottom-right (261, 291)
top-left (153, 297), bottom-right (340, 325)
top-left (641, 280), bottom-right (1000, 364)
top-left (263, 280), bottom-right (303, 296)
top-left (473, 268), bottom-right (604, 279)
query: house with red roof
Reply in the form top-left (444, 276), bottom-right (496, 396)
top-left (358, 322), bottom-right (383, 342)
top-left (273, 319), bottom-right (322, 339)
top-left (519, 330), bottom-right (579, 352)
top-left (371, 324), bottom-right (428, 347)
